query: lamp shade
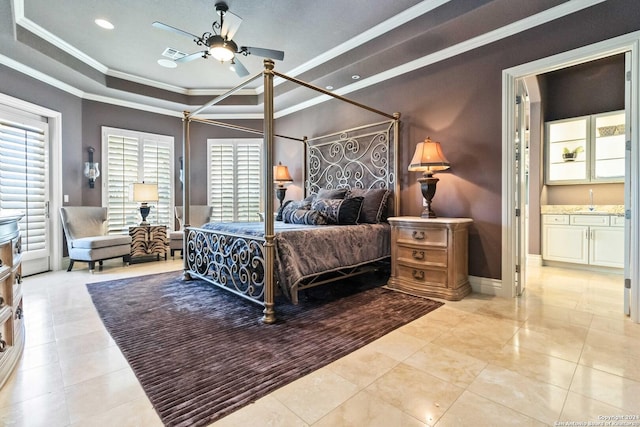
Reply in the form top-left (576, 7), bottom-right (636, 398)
top-left (274, 162), bottom-right (293, 184)
top-left (408, 138), bottom-right (450, 174)
top-left (129, 182), bottom-right (159, 202)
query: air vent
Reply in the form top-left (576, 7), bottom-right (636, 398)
top-left (162, 48), bottom-right (187, 60)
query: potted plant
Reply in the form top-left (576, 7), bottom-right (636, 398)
top-left (562, 146), bottom-right (583, 161)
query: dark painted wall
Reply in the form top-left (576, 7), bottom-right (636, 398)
top-left (276, 0), bottom-right (640, 280)
top-left (0, 64), bottom-right (83, 205)
top-left (82, 100), bottom-right (264, 207)
top-left (1, 0), bottom-right (639, 280)
top-left (542, 54), bottom-right (626, 121)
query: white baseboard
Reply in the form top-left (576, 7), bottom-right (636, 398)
top-left (469, 275), bottom-right (503, 296)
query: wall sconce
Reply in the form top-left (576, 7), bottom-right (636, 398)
top-left (84, 147), bottom-right (100, 188)
top-left (129, 182), bottom-right (159, 225)
top-left (273, 162), bottom-right (293, 209)
top-left (408, 137), bottom-right (450, 218)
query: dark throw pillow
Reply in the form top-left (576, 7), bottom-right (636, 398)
top-left (316, 188), bottom-right (348, 200)
top-left (281, 200), bottom-right (312, 223)
top-left (286, 209), bottom-right (330, 225)
top-left (346, 188), bottom-right (391, 223)
top-left (276, 200), bottom-right (292, 221)
top-left (311, 196), bottom-right (364, 225)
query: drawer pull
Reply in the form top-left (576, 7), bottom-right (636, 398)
top-left (412, 250), bottom-right (425, 260)
top-left (0, 296), bottom-right (4, 306)
top-left (0, 334), bottom-right (5, 353)
top-left (411, 231), bottom-right (425, 240)
top-left (412, 269), bottom-right (425, 280)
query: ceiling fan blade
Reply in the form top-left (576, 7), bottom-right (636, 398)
top-left (221, 11), bottom-right (242, 40)
top-left (242, 46), bottom-right (285, 61)
top-left (175, 51), bottom-right (208, 63)
top-left (152, 21), bottom-right (200, 41)
top-left (230, 57), bottom-right (250, 78)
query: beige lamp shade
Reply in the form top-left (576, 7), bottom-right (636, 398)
top-left (274, 162), bottom-right (293, 186)
top-left (129, 182), bottom-right (159, 202)
top-left (408, 137), bottom-right (451, 175)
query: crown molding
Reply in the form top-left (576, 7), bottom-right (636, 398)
top-left (5, 0), bottom-right (608, 120)
top-left (275, 0), bottom-right (607, 118)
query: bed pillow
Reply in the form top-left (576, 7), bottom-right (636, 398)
top-left (311, 196), bottom-right (364, 225)
top-left (347, 188), bottom-right (391, 223)
top-left (281, 200), bottom-right (312, 223)
top-left (316, 188), bottom-right (348, 200)
top-left (276, 200), bottom-right (292, 221)
top-left (286, 209), bottom-right (330, 225)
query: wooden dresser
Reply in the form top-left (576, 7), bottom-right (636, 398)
top-left (0, 213), bottom-right (24, 388)
top-left (387, 216), bottom-right (473, 300)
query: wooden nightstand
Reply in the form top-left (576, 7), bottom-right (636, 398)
top-left (129, 225), bottom-right (168, 262)
top-left (387, 217), bottom-right (473, 300)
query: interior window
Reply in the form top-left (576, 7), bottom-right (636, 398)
top-left (102, 127), bottom-right (174, 232)
top-left (207, 138), bottom-right (262, 222)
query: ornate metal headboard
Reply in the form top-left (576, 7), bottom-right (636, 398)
top-left (306, 119), bottom-right (397, 197)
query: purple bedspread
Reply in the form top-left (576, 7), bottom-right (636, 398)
top-left (201, 221), bottom-right (390, 299)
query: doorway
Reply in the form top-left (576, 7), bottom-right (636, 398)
top-left (501, 32), bottom-right (640, 323)
top-left (0, 93), bottom-right (63, 275)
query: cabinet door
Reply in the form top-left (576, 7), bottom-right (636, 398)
top-left (546, 117), bottom-right (588, 183)
top-left (593, 111), bottom-right (625, 182)
top-left (589, 226), bottom-right (624, 268)
top-left (543, 224), bottom-right (589, 264)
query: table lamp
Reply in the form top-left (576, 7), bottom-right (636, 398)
top-left (274, 162), bottom-right (293, 209)
top-left (408, 137), bottom-right (450, 218)
top-left (129, 182), bottom-right (159, 225)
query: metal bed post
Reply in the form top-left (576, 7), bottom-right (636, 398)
top-left (262, 59), bottom-right (276, 324)
top-left (393, 112), bottom-right (401, 216)
top-left (182, 111), bottom-right (191, 280)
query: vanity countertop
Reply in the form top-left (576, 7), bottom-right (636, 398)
top-left (541, 205), bottom-right (624, 216)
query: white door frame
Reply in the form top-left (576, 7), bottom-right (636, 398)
top-left (0, 93), bottom-right (63, 272)
top-left (501, 31), bottom-right (640, 323)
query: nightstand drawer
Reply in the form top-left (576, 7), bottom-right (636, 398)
top-left (396, 245), bottom-right (447, 267)
top-left (396, 226), bottom-right (447, 247)
top-left (395, 264), bottom-right (447, 288)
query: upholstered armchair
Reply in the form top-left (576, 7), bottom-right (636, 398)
top-left (59, 207), bottom-right (132, 273)
top-left (169, 205), bottom-right (213, 258)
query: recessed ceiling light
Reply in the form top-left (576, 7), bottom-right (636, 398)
top-left (157, 59), bottom-right (177, 68)
top-left (325, 85), bottom-right (334, 90)
top-left (351, 74), bottom-right (361, 80)
top-left (95, 18), bottom-right (114, 30)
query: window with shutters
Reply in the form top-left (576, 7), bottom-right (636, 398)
top-left (207, 139), bottom-right (262, 222)
top-left (0, 110), bottom-right (48, 254)
top-left (102, 127), bottom-right (174, 233)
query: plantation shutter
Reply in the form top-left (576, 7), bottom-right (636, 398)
top-left (0, 115), bottom-right (48, 253)
top-left (103, 127), bottom-right (174, 233)
top-left (142, 138), bottom-right (172, 227)
top-left (105, 134), bottom-right (139, 233)
top-left (207, 139), bottom-right (262, 222)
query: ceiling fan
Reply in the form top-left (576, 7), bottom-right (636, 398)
top-left (152, 2), bottom-right (285, 78)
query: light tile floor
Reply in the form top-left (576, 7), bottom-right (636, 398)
top-left (0, 260), bottom-right (638, 426)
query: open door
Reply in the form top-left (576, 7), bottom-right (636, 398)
top-left (514, 80), bottom-right (529, 296)
top-left (624, 51), bottom-right (632, 316)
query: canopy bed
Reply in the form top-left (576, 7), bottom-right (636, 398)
top-left (180, 59), bottom-right (400, 323)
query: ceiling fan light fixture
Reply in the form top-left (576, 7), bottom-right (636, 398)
top-left (207, 34), bottom-right (236, 62)
top-left (210, 45), bottom-right (235, 62)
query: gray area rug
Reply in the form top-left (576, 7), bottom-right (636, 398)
top-left (86, 271), bottom-right (443, 427)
